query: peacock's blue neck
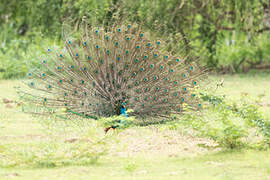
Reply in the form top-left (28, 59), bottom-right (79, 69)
top-left (120, 106), bottom-right (128, 117)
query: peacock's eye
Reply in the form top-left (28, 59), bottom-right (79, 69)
top-left (23, 24), bottom-right (207, 119)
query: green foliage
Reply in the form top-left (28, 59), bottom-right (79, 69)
top-left (0, 34), bottom-right (61, 79)
top-left (99, 115), bottom-right (135, 129)
top-left (0, 0), bottom-right (112, 36)
top-left (124, 161), bottom-right (138, 173)
top-left (174, 91), bottom-right (269, 149)
top-left (238, 95), bottom-right (270, 141)
top-left (1, 0), bottom-right (269, 79)
top-left (216, 32), bottom-right (270, 72)
top-left (119, 0), bottom-right (270, 69)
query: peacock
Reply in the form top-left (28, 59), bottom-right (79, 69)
top-left (19, 22), bottom-right (208, 120)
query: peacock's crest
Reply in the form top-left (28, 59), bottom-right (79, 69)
top-left (19, 22), bottom-right (208, 119)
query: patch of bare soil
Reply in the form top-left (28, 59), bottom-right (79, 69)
top-left (258, 102), bottom-right (270, 107)
top-left (1, 173), bottom-right (20, 178)
top-left (0, 134), bottom-right (46, 141)
top-left (109, 126), bottom-right (220, 158)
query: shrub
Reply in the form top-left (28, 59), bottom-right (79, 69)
top-left (175, 91), bottom-right (269, 149)
top-left (0, 35), bottom-right (61, 79)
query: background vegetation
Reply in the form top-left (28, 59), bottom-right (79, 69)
top-left (0, 0), bottom-right (270, 79)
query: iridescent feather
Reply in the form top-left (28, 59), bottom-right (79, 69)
top-left (19, 23), bottom-right (208, 118)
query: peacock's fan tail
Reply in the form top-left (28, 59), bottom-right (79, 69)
top-left (19, 23), bottom-right (208, 119)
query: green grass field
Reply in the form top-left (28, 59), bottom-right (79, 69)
top-left (0, 74), bottom-right (270, 180)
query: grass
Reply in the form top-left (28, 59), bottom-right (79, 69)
top-left (0, 73), bottom-right (270, 180)
top-left (209, 72), bottom-right (270, 117)
top-left (1, 151), bottom-right (270, 180)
